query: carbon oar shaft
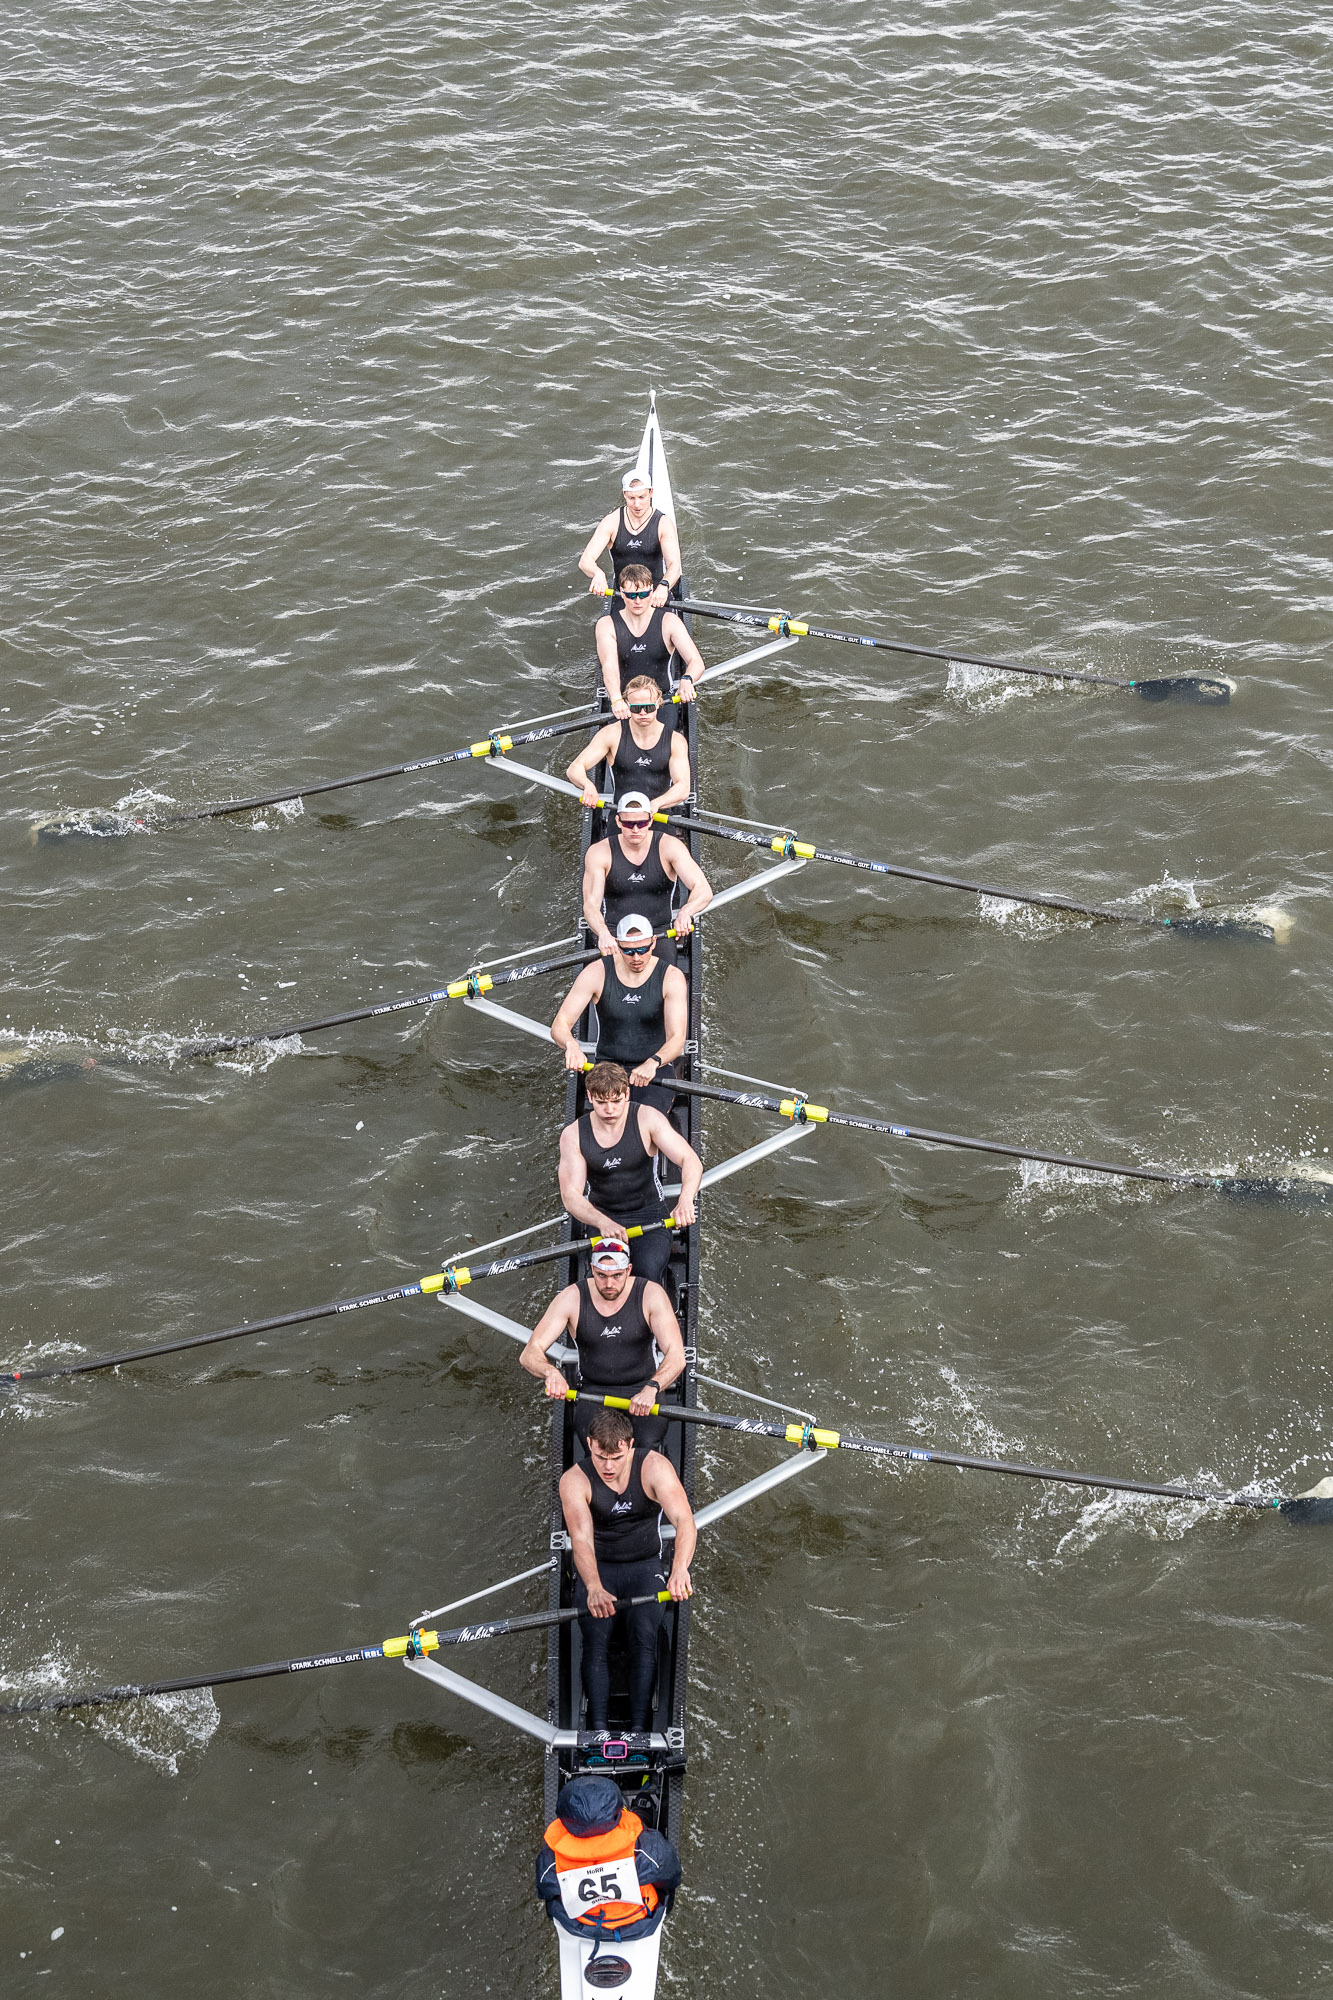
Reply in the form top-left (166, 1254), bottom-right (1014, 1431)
top-left (658, 1074), bottom-right (1313, 1202)
top-left (571, 1393), bottom-right (1298, 1518)
top-left (653, 810), bottom-right (1273, 942)
top-left (674, 600), bottom-right (1232, 704)
top-left (180, 948), bottom-right (601, 1060)
top-left (3, 1222), bottom-right (675, 1386)
top-left (167, 711), bottom-right (604, 824)
top-left (0, 1594), bottom-right (671, 1719)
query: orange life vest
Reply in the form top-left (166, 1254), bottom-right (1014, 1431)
top-left (544, 1806), bottom-right (658, 1928)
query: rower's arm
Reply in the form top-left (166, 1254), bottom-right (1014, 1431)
top-left (596, 616), bottom-right (629, 716)
top-left (520, 1287), bottom-right (581, 1390)
top-left (658, 514), bottom-right (682, 594)
top-left (642, 1454), bottom-right (697, 1585)
top-left (565, 723), bottom-right (617, 806)
top-left (655, 966), bottom-right (688, 1068)
top-left (651, 731), bottom-right (693, 813)
top-left (580, 842), bottom-right (615, 955)
top-left (663, 614), bottom-right (706, 687)
top-left (551, 964), bottom-right (602, 1070)
top-left (558, 1121), bottom-right (623, 1238)
top-left (641, 1282), bottom-right (686, 1390)
top-left (662, 836), bottom-right (713, 927)
top-left (559, 1468), bottom-right (605, 1596)
top-left (642, 1108), bottom-right (702, 1229)
top-left (579, 512), bottom-right (617, 593)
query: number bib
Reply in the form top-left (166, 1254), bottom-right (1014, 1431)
top-left (556, 1852), bottom-right (642, 1921)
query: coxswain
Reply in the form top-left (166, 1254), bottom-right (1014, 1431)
top-left (582, 792), bottom-right (711, 957)
top-left (559, 1406), bottom-right (695, 1737)
top-left (578, 466), bottom-right (682, 608)
top-left (565, 675), bottom-right (692, 813)
top-left (537, 1773), bottom-right (681, 1946)
top-left (595, 562), bottom-right (706, 718)
top-left (557, 1059), bottom-right (701, 1286)
top-left (520, 1234), bottom-right (686, 1450)
top-left (551, 911), bottom-right (686, 1112)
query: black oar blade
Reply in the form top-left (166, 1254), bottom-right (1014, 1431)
top-left (1280, 1479), bottom-right (1333, 1526)
top-left (30, 811), bottom-right (146, 844)
top-left (1167, 913), bottom-right (1276, 944)
top-left (1214, 1171), bottom-right (1333, 1204)
top-left (1133, 675), bottom-right (1233, 705)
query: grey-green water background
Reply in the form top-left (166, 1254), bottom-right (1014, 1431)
top-left (3, 1), bottom-right (1332, 1992)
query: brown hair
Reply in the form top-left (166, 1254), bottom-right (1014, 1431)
top-left (586, 1060), bottom-right (629, 1101)
top-left (624, 675), bottom-right (661, 700)
top-left (587, 1407), bottom-right (634, 1451)
top-left (618, 563), bottom-right (653, 591)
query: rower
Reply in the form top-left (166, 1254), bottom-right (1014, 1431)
top-left (559, 1406), bottom-right (695, 1737)
top-left (595, 563), bottom-right (707, 719)
top-left (520, 1235), bottom-right (686, 1451)
top-left (557, 1059), bottom-right (701, 1286)
top-left (551, 912), bottom-right (686, 1113)
top-left (582, 792), bottom-right (711, 959)
top-left (578, 465), bottom-right (682, 609)
top-left (566, 676), bottom-right (692, 814)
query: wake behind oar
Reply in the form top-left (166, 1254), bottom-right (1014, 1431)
top-left (0, 1594), bottom-right (673, 1721)
top-left (28, 707), bottom-right (604, 844)
top-left (569, 1392), bottom-right (1333, 1527)
top-left (673, 599), bottom-right (1236, 706)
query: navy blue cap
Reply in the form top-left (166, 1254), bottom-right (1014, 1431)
top-left (556, 1775), bottom-right (624, 1837)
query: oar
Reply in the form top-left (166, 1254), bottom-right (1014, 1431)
top-left (651, 808), bottom-right (1282, 945)
top-left (0, 1221), bottom-right (678, 1388)
top-left (30, 710), bottom-right (604, 843)
top-left (0, 1593), bottom-right (672, 1720)
top-left (673, 599), bottom-right (1235, 706)
top-left (180, 922), bottom-right (689, 1061)
top-left (659, 1074), bottom-right (1332, 1204)
top-left (570, 1393), bottom-right (1333, 1525)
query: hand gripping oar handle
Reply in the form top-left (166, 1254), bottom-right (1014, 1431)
top-left (569, 1393), bottom-right (1327, 1522)
top-left (1, 1222), bottom-right (679, 1386)
top-left (670, 599), bottom-right (1234, 705)
top-left (649, 809), bottom-right (1275, 944)
top-left (653, 1074), bottom-right (1321, 1204)
top-left (0, 1594), bottom-right (674, 1720)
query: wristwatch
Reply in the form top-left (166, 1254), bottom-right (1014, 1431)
top-left (644, 1379), bottom-right (661, 1396)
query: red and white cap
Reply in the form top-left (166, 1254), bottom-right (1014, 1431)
top-left (589, 1238), bottom-right (632, 1271)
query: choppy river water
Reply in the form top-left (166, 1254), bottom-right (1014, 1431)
top-left (3, 1), bottom-right (1333, 1993)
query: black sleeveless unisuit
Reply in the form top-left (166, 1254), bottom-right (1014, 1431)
top-left (610, 718), bottom-right (672, 801)
top-left (602, 826), bottom-right (674, 937)
top-left (577, 1104), bottom-right (659, 1216)
top-left (611, 603), bottom-right (673, 697)
top-left (595, 957), bottom-right (666, 1070)
top-left (610, 506), bottom-right (665, 587)
top-left (586, 1446), bottom-right (664, 1564)
top-left (574, 1274), bottom-right (657, 1389)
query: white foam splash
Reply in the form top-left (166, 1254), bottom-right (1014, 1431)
top-left (0, 1649), bottom-right (219, 1775)
top-left (1050, 1482), bottom-right (1232, 1560)
top-left (976, 894), bottom-right (1080, 940)
top-left (945, 659), bottom-right (1041, 709)
top-left (1008, 1156), bottom-right (1161, 1212)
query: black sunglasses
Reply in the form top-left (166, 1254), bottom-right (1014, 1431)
top-left (621, 587), bottom-right (653, 601)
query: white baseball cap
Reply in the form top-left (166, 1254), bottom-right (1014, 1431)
top-left (622, 467), bottom-right (652, 491)
top-left (616, 914), bottom-right (654, 942)
top-left (615, 791), bottom-right (652, 817)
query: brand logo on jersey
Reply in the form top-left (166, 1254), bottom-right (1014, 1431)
top-left (610, 1498), bottom-right (633, 1515)
top-left (628, 870), bottom-right (645, 882)
top-left (599, 1324), bottom-right (623, 1339)
top-left (629, 641), bottom-right (647, 655)
top-left (621, 994), bottom-right (642, 1005)
top-left (634, 755), bottom-right (651, 765)
top-left (602, 1156), bottom-right (622, 1170)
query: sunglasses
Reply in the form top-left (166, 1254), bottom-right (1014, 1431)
top-left (627, 701), bottom-right (659, 713)
top-left (621, 587), bottom-right (653, 601)
top-left (617, 816), bottom-right (651, 831)
top-left (618, 940), bottom-right (653, 956)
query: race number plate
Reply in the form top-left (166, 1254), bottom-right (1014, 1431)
top-left (556, 1852), bottom-right (642, 1921)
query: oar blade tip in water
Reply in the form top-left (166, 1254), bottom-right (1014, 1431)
top-left (1132, 674), bottom-right (1235, 705)
top-left (1166, 910), bottom-right (1282, 945)
top-left (29, 811), bottom-right (146, 844)
top-left (1280, 1477), bottom-right (1333, 1526)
